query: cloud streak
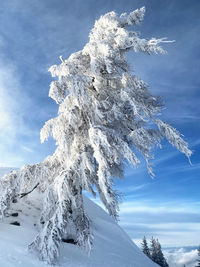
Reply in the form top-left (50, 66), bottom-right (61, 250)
top-left (0, 58), bottom-right (38, 166)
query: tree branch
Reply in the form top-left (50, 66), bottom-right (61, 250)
top-left (17, 183), bottom-right (40, 199)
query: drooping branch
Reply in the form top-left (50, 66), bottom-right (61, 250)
top-left (16, 182), bottom-right (40, 199)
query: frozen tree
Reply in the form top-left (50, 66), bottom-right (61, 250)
top-left (0, 7), bottom-right (191, 264)
top-left (141, 236), bottom-right (151, 258)
top-left (150, 237), bottom-right (158, 263)
top-left (149, 237), bottom-right (168, 267)
top-left (155, 239), bottom-right (169, 267)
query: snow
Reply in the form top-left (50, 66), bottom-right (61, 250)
top-left (0, 168), bottom-right (158, 267)
top-left (0, 167), bottom-right (16, 178)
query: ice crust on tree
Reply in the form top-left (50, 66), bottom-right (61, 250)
top-left (0, 7), bottom-right (191, 264)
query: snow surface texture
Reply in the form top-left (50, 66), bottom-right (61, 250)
top-left (0, 168), bottom-right (157, 267)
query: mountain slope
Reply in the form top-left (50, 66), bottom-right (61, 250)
top-left (0, 168), bottom-right (157, 267)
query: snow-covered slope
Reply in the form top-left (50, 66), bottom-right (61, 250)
top-left (0, 168), bottom-right (157, 267)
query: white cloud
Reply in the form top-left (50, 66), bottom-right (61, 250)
top-left (0, 58), bottom-right (35, 166)
top-left (0, 61), bottom-right (25, 140)
top-left (120, 184), bottom-right (148, 193)
top-left (116, 198), bottom-right (200, 247)
top-left (21, 145), bottom-right (34, 153)
top-left (123, 222), bottom-right (200, 231)
top-left (119, 201), bottom-right (200, 214)
top-left (164, 248), bottom-right (198, 267)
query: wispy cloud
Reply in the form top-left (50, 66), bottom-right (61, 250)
top-left (0, 64), bottom-right (22, 139)
top-left (0, 58), bottom-right (36, 166)
top-left (21, 145), bottom-right (34, 153)
top-left (117, 197), bottom-right (200, 247)
top-left (119, 202), bottom-right (200, 214)
top-left (118, 184), bottom-right (149, 194)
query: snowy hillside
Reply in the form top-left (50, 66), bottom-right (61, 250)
top-left (0, 168), bottom-right (158, 267)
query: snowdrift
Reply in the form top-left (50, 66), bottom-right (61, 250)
top-left (0, 168), bottom-right (157, 267)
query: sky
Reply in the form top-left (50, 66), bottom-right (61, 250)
top-left (0, 0), bottom-right (200, 256)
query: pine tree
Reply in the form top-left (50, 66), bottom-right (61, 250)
top-left (149, 237), bottom-right (169, 267)
top-left (150, 237), bottom-right (158, 263)
top-left (141, 236), bottom-right (151, 258)
top-left (195, 246), bottom-right (200, 267)
top-left (0, 7), bottom-right (192, 264)
top-left (155, 239), bottom-right (169, 267)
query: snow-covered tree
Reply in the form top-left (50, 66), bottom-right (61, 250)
top-left (149, 237), bottom-right (168, 267)
top-left (150, 237), bottom-right (158, 263)
top-left (141, 236), bottom-right (151, 258)
top-left (0, 7), bottom-right (191, 264)
top-left (155, 239), bottom-right (169, 267)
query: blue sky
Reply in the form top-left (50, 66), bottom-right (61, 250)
top-left (0, 0), bottom-right (200, 248)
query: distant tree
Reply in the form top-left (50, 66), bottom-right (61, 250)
top-left (149, 237), bottom-right (169, 267)
top-left (0, 7), bottom-right (191, 265)
top-left (195, 246), bottom-right (200, 267)
top-left (141, 236), bottom-right (151, 258)
top-left (155, 239), bottom-right (169, 267)
top-left (150, 237), bottom-right (158, 263)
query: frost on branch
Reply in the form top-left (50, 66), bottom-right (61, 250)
top-left (0, 7), bottom-right (191, 264)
